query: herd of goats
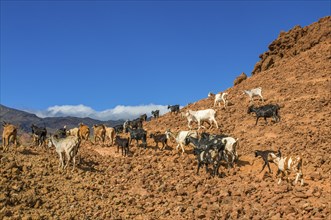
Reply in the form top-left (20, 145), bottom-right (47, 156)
top-left (1, 87), bottom-right (304, 186)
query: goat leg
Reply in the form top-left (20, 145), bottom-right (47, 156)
top-left (72, 156), bottom-right (76, 172)
top-left (197, 162), bottom-right (202, 175)
top-left (260, 162), bottom-right (267, 173)
top-left (255, 117), bottom-right (259, 125)
top-left (267, 163), bottom-right (273, 173)
top-left (214, 161), bottom-right (221, 177)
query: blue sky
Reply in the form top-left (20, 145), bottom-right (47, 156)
top-left (1, 0), bottom-right (329, 120)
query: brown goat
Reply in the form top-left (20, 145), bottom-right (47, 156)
top-left (78, 123), bottom-right (90, 141)
top-left (105, 126), bottom-right (116, 146)
top-left (93, 124), bottom-right (106, 144)
top-left (2, 121), bottom-right (18, 151)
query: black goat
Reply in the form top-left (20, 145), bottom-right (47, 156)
top-left (168, 105), bottom-right (180, 114)
top-left (125, 118), bottom-right (143, 131)
top-left (113, 124), bottom-right (124, 134)
top-left (55, 125), bottom-right (67, 138)
top-left (140, 114), bottom-right (147, 122)
top-left (186, 135), bottom-right (230, 169)
top-left (127, 128), bottom-right (147, 149)
top-left (254, 150), bottom-right (278, 173)
top-left (115, 136), bottom-right (130, 156)
top-left (247, 104), bottom-right (280, 125)
top-left (185, 135), bottom-right (212, 150)
top-left (149, 132), bottom-right (168, 150)
top-left (200, 132), bottom-right (228, 142)
top-left (151, 110), bottom-right (160, 119)
top-left (31, 124), bottom-right (47, 147)
top-left (194, 145), bottom-right (223, 177)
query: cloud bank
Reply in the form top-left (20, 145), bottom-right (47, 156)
top-left (28, 104), bottom-right (169, 121)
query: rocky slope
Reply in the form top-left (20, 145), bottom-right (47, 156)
top-left (1, 16), bottom-right (330, 219)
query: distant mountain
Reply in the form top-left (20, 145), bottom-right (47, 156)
top-left (0, 104), bottom-right (124, 134)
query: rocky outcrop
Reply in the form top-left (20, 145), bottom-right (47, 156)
top-left (252, 16), bottom-right (331, 75)
top-left (234, 72), bottom-right (248, 86)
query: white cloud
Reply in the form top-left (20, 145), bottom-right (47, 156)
top-left (27, 104), bottom-right (170, 121)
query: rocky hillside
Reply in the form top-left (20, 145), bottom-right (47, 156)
top-left (0, 16), bottom-right (330, 219)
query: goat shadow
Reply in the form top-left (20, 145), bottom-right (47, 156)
top-left (20, 148), bottom-right (39, 156)
top-left (77, 158), bottom-right (100, 173)
top-left (149, 145), bottom-right (173, 151)
top-left (235, 157), bottom-right (251, 167)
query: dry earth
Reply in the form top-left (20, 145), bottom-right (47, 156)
top-left (1, 17), bottom-right (330, 219)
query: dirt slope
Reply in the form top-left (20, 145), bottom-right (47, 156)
top-left (1, 16), bottom-right (330, 219)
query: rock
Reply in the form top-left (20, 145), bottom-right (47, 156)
top-left (233, 72), bottom-right (247, 86)
top-left (270, 212), bottom-right (281, 220)
top-left (310, 171), bottom-right (322, 181)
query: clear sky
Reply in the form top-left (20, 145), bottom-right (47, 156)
top-left (1, 0), bottom-right (329, 120)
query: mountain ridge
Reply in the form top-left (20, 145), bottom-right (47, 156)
top-left (0, 104), bottom-right (124, 134)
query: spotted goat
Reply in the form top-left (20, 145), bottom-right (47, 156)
top-left (268, 149), bottom-right (304, 186)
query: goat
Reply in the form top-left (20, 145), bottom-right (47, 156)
top-left (165, 130), bottom-right (198, 153)
top-left (185, 109), bottom-right (218, 130)
top-left (151, 110), bottom-right (160, 119)
top-left (115, 136), bottom-right (130, 156)
top-left (78, 123), bottom-right (90, 141)
top-left (184, 112), bottom-right (211, 130)
top-left (247, 104), bottom-right (280, 125)
top-left (268, 150), bottom-right (304, 186)
top-left (140, 114), bottom-right (147, 122)
top-left (31, 124), bottom-right (47, 147)
top-left (105, 126), bottom-right (116, 146)
top-left (149, 132), bottom-right (168, 150)
top-left (185, 135), bottom-right (215, 150)
top-left (221, 137), bottom-right (239, 168)
top-left (127, 127), bottom-right (147, 149)
top-left (208, 92), bottom-right (228, 108)
top-left (55, 125), bottom-right (67, 138)
top-left (2, 121), bottom-right (18, 151)
top-left (113, 124), bottom-right (124, 134)
top-left (194, 144), bottom-right (223, 177)
top-left (125, 118), bottom-right (143, 131)
top-left (254, 150), bottom-right (278, 173)
top-left (168, 105), bottom-right (180, 114)
top-left (66, 127), bottom-right (79, 137)
top-left (243, 87), bottom-right (264, 102)
top-left (187, 134), bottom-right (232, 168)
top-left (48, 135), bottom-right (81, 171)
top-left (92, 124), bottom-right (106, 144)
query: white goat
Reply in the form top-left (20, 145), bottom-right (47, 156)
top-left (222, 137), bottom-right (239, 167)
top-left (165, 130), bottom-right (198, 153)
top-left (48, 135), bottom-right (80, 171)
top-left (66, 127), bottom-right (79, 137)
top-left (185, 109), bottom-right (218, 130)
top-left (208, 92), bottom-right (228, 108)
top-left (243, 87), bottom-right (264, 102)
